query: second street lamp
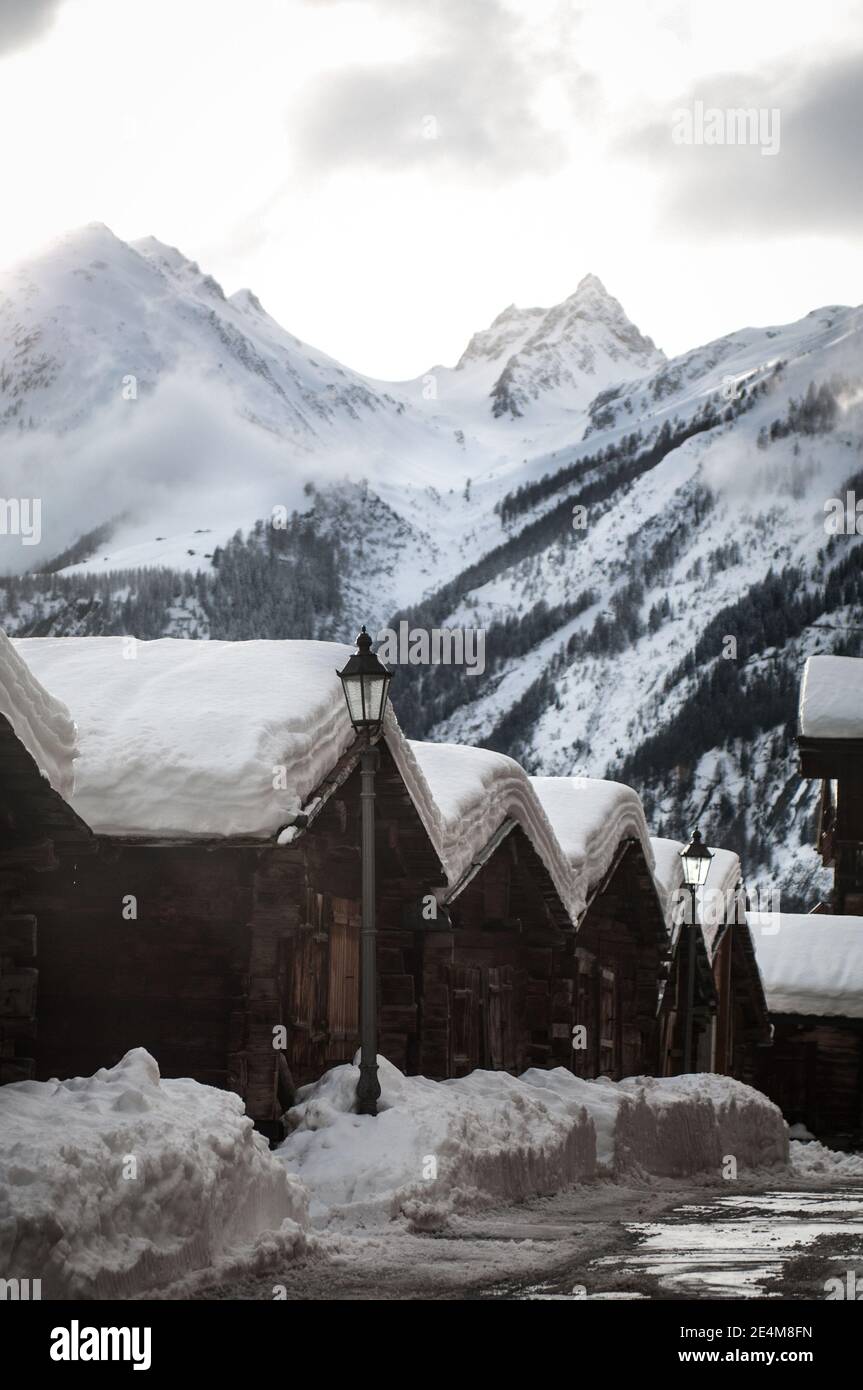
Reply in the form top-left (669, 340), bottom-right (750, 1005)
top-left (336, 627), bottom-right (393, 1116)
top-left (678, 829), bottom-right (714, 1073)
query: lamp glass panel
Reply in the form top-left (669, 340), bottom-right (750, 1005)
top-left (361, 674), bottom-right (387, 724)
top-left (342, 673), bottom-right (389, 727)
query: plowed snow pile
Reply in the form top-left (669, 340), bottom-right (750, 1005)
top-left (280, 1057), bottom-right (597, 1229)
top-left (0, 1049), bottom-right (309, 1298)
top-left (279, 1058), bottom-right (788, 1229)
top-left (790, 1140), bottom-right (863, 1178)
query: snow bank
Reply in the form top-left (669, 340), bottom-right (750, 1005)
top-left (280, 1056), bottom-right (596, 1230)
top-left (799, 654), bottom-right (863, 738)
top-left (0, 628), bottom-right (77, 799)
top-left (750, 912), bottom-right (863, 1017)
top-left (279, 1058), bottom-right (787, 1230)
top-left (0, 1049), bottom-right (310, 1298)
top-left (790, 1139), bottom-right (863, 1178)
top-left (14, 636), bottom-right (356, 836)
top-left (525, 1069), bottom-right (787, 1176)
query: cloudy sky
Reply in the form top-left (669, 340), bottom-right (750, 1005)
top-left (1, 0), bottom-right (861, 377)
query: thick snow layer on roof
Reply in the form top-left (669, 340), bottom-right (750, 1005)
top-left (0, 1048), bottom-right (309, 1298)
top-left (750, 912), bottom-right (863, 1017)
top-left (407, 741), bottom-right (568, 898)
top-left (0, 629), bottom-right (77, 798)
top-left (11, 637), bottom-right (658, 912)
top-left (533, 774), bottom-right (653, 885)
top-left (280, 1055), bottom-right (787, 1228)
top-left (407, 742), bottom-right (653, 921)
top-left (14, 636), bottom-right (356, 837)
top-left (799, 655), bottom-right (863, 738)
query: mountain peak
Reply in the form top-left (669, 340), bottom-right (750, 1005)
top-left (487, 278), bottom-right (664, 420)
top-left (573, 272), bottom-right (608, 295)
top-left (230, 287), bottom-right (266, 316)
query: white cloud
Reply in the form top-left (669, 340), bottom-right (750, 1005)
top-left (0, 0), bottom-right (860, 379)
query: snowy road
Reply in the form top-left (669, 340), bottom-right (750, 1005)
top-left (185, 1176), bottom-right (863, 1302)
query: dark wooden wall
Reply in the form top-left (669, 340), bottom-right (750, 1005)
top-left (15, 743), bottom-right (668, 1125)
top-left (798, 739), bottom-right (863, 913)
top-left (0, 716), bottom-right (92, 1084)
top-left (756, 1015), bottom-right (863, 1148)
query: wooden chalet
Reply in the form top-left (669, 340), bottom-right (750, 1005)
top-left (651, 838), bottom-right (771, 1080)
top-left (752, 912), bottom-right (863, 1148)
top-left (798, 654), bottom-right (863, 914)
top-left (4, 635), bottom-right (669, 1134)
top-left (411, 752), bottom-right (669, 1081)
top-left (744, 653), bottom-right (863, 1146)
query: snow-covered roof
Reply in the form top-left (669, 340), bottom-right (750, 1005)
top-left (407, 742), bottom-right (575, 914)
top-left (799, 655), bottom-right (863, 739)
top-left (11, 636), bottom-right (659, 925)
top-left (408, 742), bottom-right (656, 923)
top-left (531, 775), bottom-right (654, 906)
top-left (750, 912), bottom-right (863, 1018)
top-left (0, 630), bottom-right (77, 799)
top-left (14, 636), bottom-right (357, 837)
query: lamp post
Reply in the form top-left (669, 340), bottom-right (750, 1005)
top-left (336, 627), bottom-right (393, 1116)
top-left (678, 829), bottom-right (713, 1073)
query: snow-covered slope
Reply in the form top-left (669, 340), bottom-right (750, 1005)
top-left (2, 225), bottom-right (863, 905)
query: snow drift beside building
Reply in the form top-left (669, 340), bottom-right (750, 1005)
top-left (280, 1056), bottom-right (788, 1231)
top-left (0, 1048), bottom-right (310, 1299)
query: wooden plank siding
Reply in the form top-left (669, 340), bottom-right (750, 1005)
top-left (0, 714), bottom-right (93, 1084)
top-left (756, 1015), bottom-right (863, 1149)
top-left (10, 738), bottom-right (668, 1126)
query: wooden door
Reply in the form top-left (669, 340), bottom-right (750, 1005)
top-left (484, 964), bottom-right (516, 1071)
top-left (450, 964), bottom-right (482, 1077)
top-left (599, 966), bottom-right (617, 1076)
top-left (327, 896), bottom-right (360, 1062)
top-left (286, 915), bottom-right (328, 1083)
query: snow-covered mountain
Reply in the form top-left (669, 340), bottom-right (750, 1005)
top-left (2, 224), bottom-right (862, 907)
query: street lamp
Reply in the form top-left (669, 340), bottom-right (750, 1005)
top-left (336, 626), bottom-right (393, 1116)
top-left (678, 829), bottom-right (714, 1073)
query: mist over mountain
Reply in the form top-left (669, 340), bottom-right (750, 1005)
top-left (2, 223), bottom-right (862, 907)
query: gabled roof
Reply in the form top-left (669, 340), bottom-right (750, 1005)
top-left (11, 635), bottom-right (660, 926)
top-left (408, 742), bottom-right (656, 924)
